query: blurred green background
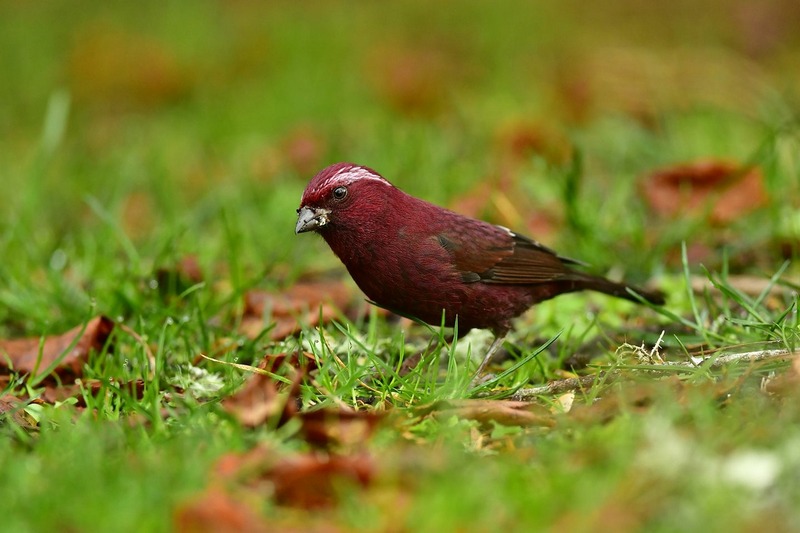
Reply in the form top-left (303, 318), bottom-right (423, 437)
top-left (1, 0), bottom-right (798, 332)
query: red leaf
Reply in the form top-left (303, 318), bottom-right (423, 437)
top-left (0, 316), bottom-right (114, 377)
top-left (640, 159), bottom-right (769, 225)
top-left (240, 279), bottom-right (366, 341)
top-left (212, 447), bottom-right (376, 510)
top-left (174, 486), bottom-right (268, 533)
top-left (298, 408), bottom-right (385, 449)
top-left (268, 453), bottom-right (375, 509)
top-left (220, 352), bottom-right (312, 427)
top-left (423, 399), bottom-right (556, 428)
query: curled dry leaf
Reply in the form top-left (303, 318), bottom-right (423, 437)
top-left (257, 350), bottom-right (318, 374)
top-left (0, 316), bottom-right (114, 377)
top-left (221, 371), bottom-right (297, 428)
top-left (0, 394), bottom-right (38, 429)
top-left (423, 399), bottom-right (556, 428)
top-left (240, 279), bottom-right (366, 341)
top-left (220, 352), bottom-right (384, 451)
top-left (640, 159), bottom-right (768, 225)
top-left (220, 351), bottom-right (312, 427)
top-left (299, 408), bottom-right (385, 449)
top-left (40, 378), bottom-right (146, 406)
top-left (762, 354), bottom-right (800, 397)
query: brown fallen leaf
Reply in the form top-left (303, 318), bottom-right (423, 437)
top-left (257, 350), bottom-right (318, 375)
top-left (40, 378), bottom-right (146, 406)
top-left (299, 408), bottom-right (385, 449)
top-left (567, 379), bottom-right (703, 425)
top-left (0, 394), bottom-right (39, 429)
top-left (213, 446), bottom-right (375, 510)
top-left (220, 351), bottom-right (312, 427)
top-left (0, 316), bottom-right (114, 377)
top-left (422, 399), bottom-right (556, 428)
top-left (762, 353), bottom-right (800, 397)
top-left (174, 485), bottom-right (268, 533)
top-left (268, 452), bottom-right (375, 509)
top-left (221, 372), bottom-right (295, 428)
top-left (240, 279), bottom-right (364, 341)
top-left (640, 159), bottom-right (769, 225)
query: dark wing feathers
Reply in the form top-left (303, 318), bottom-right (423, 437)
top-left (435, 220), bottom-right (582, 285)
top-left (482, 232), bottom-right (577, 284)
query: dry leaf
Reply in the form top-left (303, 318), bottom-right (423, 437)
top-left (762, 354), bottom-right (800, 397)
top-left (0, 394), bottom-right (38, 429)
top-left (221, 372), bottom-right (293, 428)
top-left (553, 391), bottom-right (575, 414)
top-left (240, 279), bottom-right (362, 340)
top-left (426, 399), bottom-right (556, 428)
top-left (640, 159), bottom-right (768, 225)
top-left (268, 453), bottom-right (375, 509)
top-left (40, 378), bottom-right (146, 406)
top-left (299, 408), bottom-right (384, 449)
top-left (174, 486), bottom-right (268, 533)
top-left (212, 446), bottom-right (375, 510)
top-left (220, 351), bottom-right (313, 427)
top-left (0, 316), bottom-right (114, 377)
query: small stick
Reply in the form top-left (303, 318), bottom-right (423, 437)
top-left (511, 348), bottom-right (799, 401)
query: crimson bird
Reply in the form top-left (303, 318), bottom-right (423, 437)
top-left (296, 162), bottom-right (664, 376)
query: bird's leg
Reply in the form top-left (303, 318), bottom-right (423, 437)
top-left (473, 330), bottom-right (509, 377)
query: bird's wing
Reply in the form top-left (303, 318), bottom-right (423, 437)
top-left (436, 222), bottom-right (583, 285)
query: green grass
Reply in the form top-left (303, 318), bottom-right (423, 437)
top-left (1, 1), bottom-right (800, 531)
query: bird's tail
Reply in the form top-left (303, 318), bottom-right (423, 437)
top-left (571, 273), bottom-right (665, 306)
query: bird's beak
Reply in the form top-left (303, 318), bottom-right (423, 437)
top-left (295, 206), bottom-right (331, 234)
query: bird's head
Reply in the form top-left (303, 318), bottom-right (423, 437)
top-left (295, 162), bottom-right (396, 234)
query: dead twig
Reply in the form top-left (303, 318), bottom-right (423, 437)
top-left (511, 347), bottom-right (799, 401)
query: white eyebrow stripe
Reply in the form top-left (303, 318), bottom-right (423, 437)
top-left (318, 166), bottom-right (392, 190)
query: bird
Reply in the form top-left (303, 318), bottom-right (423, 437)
top-left (296, 162), bottom-right (665, 377)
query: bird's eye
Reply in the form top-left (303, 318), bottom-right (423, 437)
top-left (332, 187), bottom-right (347, 201)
